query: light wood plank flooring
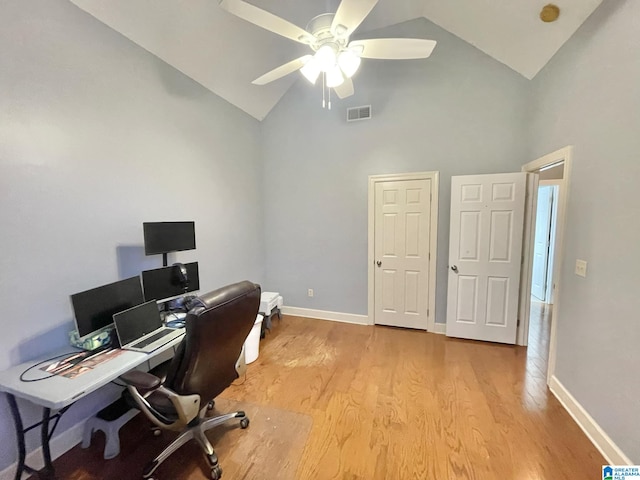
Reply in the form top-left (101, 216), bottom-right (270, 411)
top-left (41, 309), bottom-right (604, 479)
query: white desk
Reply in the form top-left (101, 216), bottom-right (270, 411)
top-left (0, 334), bottom-right (184, 479)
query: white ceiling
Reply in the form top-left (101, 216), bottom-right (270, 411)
top-left (422, 0), bottom-right (604, 80)
top-left (69, 0), bottom-right (603, 121)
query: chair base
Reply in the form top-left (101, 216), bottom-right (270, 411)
top-left (142, 411), bottom-right (247, 480)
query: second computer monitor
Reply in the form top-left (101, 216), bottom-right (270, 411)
top-left (70, 276), bottom-right (145, 339)
top-left (141, 262), bottom-right (199, 303)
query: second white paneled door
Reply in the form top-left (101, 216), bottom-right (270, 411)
top-left (446, 173), bottom-right (527, 344)
top-left (374, 178), bottom-right (433, 330)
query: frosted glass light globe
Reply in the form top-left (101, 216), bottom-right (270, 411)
top-left (338, 49), bottom-right (361, 78)
top-left (300, 56), bottom-right (321, 84)
top-left (326, 65), bottom-right (345, 88)
top-left (315, 45), bottom-right (337, 72)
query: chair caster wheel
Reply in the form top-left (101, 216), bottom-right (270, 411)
top-left (240, 417), bottom-right (250, 429)
top-left (211, 465), bottom-right (223, 479)
top-left (207, 400), bottom-right (215, 411)
top-left (206, 453), bottom-right (219, 467)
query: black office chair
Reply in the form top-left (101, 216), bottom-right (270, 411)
top-left (120, 281), bottom-right (261, 480)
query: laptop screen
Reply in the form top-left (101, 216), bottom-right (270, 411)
top-left (113, 300), bottom-right (162, 347)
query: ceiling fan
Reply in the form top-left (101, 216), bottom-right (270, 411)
top-left (219, 0), bottom-right (437, 107)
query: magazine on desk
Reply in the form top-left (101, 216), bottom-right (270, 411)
top-left (40, 349), bottom-right (125, 379)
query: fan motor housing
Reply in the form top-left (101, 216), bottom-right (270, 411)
top-left (306, 13), bottom-right (348, 50)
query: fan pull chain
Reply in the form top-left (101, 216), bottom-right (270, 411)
top-left (328, 86), bottom-right (332, 110)
top-left (322, 72), bottom-right (326, 109)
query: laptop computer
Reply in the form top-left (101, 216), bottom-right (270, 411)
top-left (113, 300), bottom-right (184, 353)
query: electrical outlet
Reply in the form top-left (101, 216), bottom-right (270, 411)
top-left (575, 259), bottom-right (587, 277)
top-left (308, 289), bottom-right (314, 297)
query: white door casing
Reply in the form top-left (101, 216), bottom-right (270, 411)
top-left (368, 172), bottom-right (439, 331)
top-left (446, 173), bottom-right (527, 344)
top-left (531, 185), bottom-right (554, 300)
top-left (519, 146), bottom-right (573, 383)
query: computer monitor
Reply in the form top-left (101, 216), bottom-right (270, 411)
top-left (141, 262), bottom-right (200, 303)
top-left (143, 222), bottom-right (196, 256)
top-left (70, 276), bottom-right (145, 339)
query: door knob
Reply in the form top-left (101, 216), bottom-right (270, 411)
top-left (451, 265), bottom-right (458, 273)
top-left (376, 261), bottom-right (382, 267)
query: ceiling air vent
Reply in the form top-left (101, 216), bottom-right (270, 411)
top-left (347, 105), bottom-right (372, 122)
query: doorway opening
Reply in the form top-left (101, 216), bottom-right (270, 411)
top-left (528, 167), bottom-right (562, 375)
top-left (518, 146), bottom-right (573, 384)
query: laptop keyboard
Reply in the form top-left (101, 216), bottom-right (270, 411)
top-left (132, 329), bottom-right (173, 349)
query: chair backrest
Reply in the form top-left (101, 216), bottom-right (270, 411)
top-left (163, 281), bottom-right (260, 402)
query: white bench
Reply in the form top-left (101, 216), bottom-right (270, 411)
top-left (82, 397), bottom-right (138, 459)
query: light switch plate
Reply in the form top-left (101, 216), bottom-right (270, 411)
top-left (575, 259), bottom-right (587, 277)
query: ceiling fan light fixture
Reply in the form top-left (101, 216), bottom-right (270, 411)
top-left (300, 56), bottom-right (321, 84)
top-left (338, 49), bottom-right (361, 78)
top-left (315, 44), bottom-right (338, 72)
top-left (220, 0), bottom-right (437, 108)
top-left (326, 65), bottom-right (345, 88)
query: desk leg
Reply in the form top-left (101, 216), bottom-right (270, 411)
top-left (41, 407), bottom-right (55, 477)
top-left (6, 394), bottom-right (59, 480)
top-left (7, 394), bottom-right (34, 480)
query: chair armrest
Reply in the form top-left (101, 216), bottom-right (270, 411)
top-left (119, 370), bottom-right (161, 391)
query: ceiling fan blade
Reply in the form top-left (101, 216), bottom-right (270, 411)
top-left (252, 55), bottom-right (312, 85)
top-left (331, 0), bottom-right (378, 37)
top-left (334, 77), bottom-right (355, 99)
top-left (349, 38), bottom-right (437, 59)
top-left (219, 0), bottom-right (312, 44)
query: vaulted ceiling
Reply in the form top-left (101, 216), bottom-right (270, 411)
top-left (69, 0), bottom-right (603, 120)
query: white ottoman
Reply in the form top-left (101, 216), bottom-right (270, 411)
top-left (259, 292), bottom-right (283, 334)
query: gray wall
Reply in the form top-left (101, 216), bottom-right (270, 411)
top-left (528, 0), bottom-right (640, 462)
top-left (261, 18), bottom-right (530, 322)
top-left (0, 0), bottom-right (263, 470)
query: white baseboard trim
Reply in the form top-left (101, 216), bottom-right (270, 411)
top-left (432, 323), bottom-right (446, 335)
top-left (281, 306), bottom-right (370, 325)
top-left (0, 420), bottom-right (86, 480)
top-left (549, 375), bottom-right (631, 465)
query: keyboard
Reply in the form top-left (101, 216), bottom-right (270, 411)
top-left (132, 329), bottom-right (173, 349)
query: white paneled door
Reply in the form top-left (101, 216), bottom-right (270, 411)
top-left (446, 173), bottom-right (527, 344)
top-left (531, 185), bottom-right (554, 301)
top-left (374, 179), bottom-right (432, 329)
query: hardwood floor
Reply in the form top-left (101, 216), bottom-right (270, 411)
top-left (527, 298), bottom-right (552, 379)
top-left (43, 309), bottom-right (604, 479)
